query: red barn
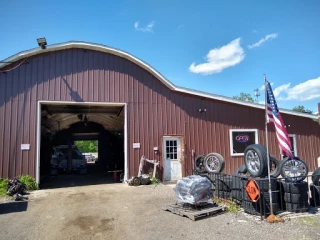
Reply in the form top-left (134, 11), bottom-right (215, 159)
top-left (0, 41), bottom-right (319, 184)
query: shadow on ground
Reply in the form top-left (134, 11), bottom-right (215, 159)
top-left (0, 201), bottom-right (28, 215)
top-left (39, 162), bottom-right (123, 189)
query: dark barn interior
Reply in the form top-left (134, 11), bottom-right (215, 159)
top-left (39, 104), bottom-right (124, 188)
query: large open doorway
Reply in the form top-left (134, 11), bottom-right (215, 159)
top-left (37, 101), bottom-right (127, 188)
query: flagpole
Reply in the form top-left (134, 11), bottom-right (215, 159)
top-left (264, 74), bottom-right (274, 217)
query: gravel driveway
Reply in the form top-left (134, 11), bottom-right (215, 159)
top-left (1, 182), bottom-right (320, 240)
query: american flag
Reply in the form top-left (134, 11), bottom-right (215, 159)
top-left (266, 81), bottom-right (293, 158)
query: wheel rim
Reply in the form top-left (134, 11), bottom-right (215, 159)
top-left (195, 156), bottom-right (204, 171)
top-left (205, 155), bottom-right (220, 172)
top-left (282, 159), bottom-right (307, 181)
top-left (245, 150), bottom-right (261, 175)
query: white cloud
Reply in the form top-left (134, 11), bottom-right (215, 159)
top-left (134, 21), bottom-right (155, 32)
top-left (274, 77), bottom-right (320, 101)
top-left (273, 83), bottom-right (290, 98)
top-left (189, 38), bottom-right (245, 75)
top-left (259, 82), bottom-right (274, 91)
top-left (248, 33), bottom-right (278, 49)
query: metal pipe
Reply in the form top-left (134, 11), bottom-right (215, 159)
top-left (264, 74), bottom-right (274, 216)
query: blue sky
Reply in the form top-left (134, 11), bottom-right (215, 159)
top-left (1, 0), bottom-right (320, 113)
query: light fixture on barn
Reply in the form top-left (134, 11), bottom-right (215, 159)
top-left (37, 37), bottom-right (47, 49)
top-left (254, 88), bottom-right (260, 102)
top-left (198, 108), bottom-right (206, 113)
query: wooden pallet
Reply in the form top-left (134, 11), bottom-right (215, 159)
top-left (162, 202), bottom-right (226, 221)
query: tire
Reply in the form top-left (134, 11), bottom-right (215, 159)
top-left (285, 202), bottom-right (309, 213)
top-left (215, 176), bottom-right (233, 191)
top-left (234, 165), bottom-right (247, 175)
top-left (269, 155), bottom-right (281, 178)
top-left (309, 198), bottom-right (320, 207)
top-left (312, 167), bottom-right (320, 186)
top-left (231, 189), bottom-right (243, 202)
top-left (194, 155), bottom-right (206, 173)
top-left (284, 192), bottom-right (308, 203)
top-left (244, 144), bottom-right (268, 177)
top-left (280, 156), bottom-right (308, 182)
top-left (243, 190), bottom-right (279, 204)
top-left (253, 177), bottom-right (279, 192)
top-left (242, 200), bottom-right (280, 215)
top-left (214, 190), bottom-right (231, 199)
top-left (231, 174), bottom-right (248, 190)
top-left (309, 183), bottom-right (320, 199)
top-left (132, 177), bottom-right (141, 186)
top-left (281, 181), bottom-right (308, 194)
top-left (204, 153), bottom-right (225, 173)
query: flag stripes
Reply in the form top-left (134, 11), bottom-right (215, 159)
top-left (266, 81), bottom-right (293, 158)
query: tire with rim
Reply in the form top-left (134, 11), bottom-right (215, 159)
top-left (204, 153), bottom-right (225, 173)
top-left (194, 155), bottom-right (206, 173)
top-left (244, 144), bottom-right (268, 177)
top-left (312, 167), bottom-right (320, 186)
top-left (280, 157), bottom-right (308, 182)
top-left (269, 155), bottom-right (281, 178)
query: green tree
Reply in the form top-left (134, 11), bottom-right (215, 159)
top-left (233, 92), bottom-right (257, 103)
top-left (75, 140), bottom-right (98, 152)
top-left (292, 105), bottom-right (313, 114)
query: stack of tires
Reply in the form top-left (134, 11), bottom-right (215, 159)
top-left (230, 144), bottom-right (282, 215)
top-left (238, 144), bottom-right (310, 214)
top-left (241, 177), bottom-right (280, 215)
top-left (281, 181), bottom-right (309, 212)
top-left (310, 168), bottom-right (320, 207)
top-left (279, 156), bottom-right (309, 213)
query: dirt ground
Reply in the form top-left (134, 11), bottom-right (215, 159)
top-left (1, 169), bottom-right (320, 240)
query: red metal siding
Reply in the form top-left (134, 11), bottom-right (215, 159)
top-left (0, 48), bottom-right (320, 180)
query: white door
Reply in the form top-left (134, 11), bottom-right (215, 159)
top-left (164, 137), bottom-right (182, 181)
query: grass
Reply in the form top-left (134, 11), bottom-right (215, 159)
top-left (0, 178), bottom-right (8, 196)
top-left (0, 175), bottom-right (38, 196)
top-left (298, 216), bottom-right (319, 226)
top-left (18, 175), bottom-right (39, 190)
top-left (214, 197), bottom-right (241, 213)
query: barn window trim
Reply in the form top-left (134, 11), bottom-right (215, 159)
top-left (229, 129), bottom-right (259, 156)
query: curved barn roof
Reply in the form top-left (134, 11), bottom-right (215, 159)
top-left (0, 41), bottom-right (318, 120)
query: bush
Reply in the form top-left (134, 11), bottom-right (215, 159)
top-left (18, 175), bottom-right (39, 190)
top-left (0, 178), bottom-right (8, 195)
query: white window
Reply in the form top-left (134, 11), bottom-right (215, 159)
top-left (229, 129), bottom-right (259, 156)
top-left (288, 134), bottom-right (297, 157)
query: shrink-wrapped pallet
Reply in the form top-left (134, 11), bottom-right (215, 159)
top-left (173, 175), bottom-right (213, 205)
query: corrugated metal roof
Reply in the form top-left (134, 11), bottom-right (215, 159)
top-left (0, 41), bottom-right (318, 120)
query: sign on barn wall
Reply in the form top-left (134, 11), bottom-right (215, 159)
top-left (21, 144), bottom-right (30, 150)
top-left (133, 143), bottom-right (141, 149)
